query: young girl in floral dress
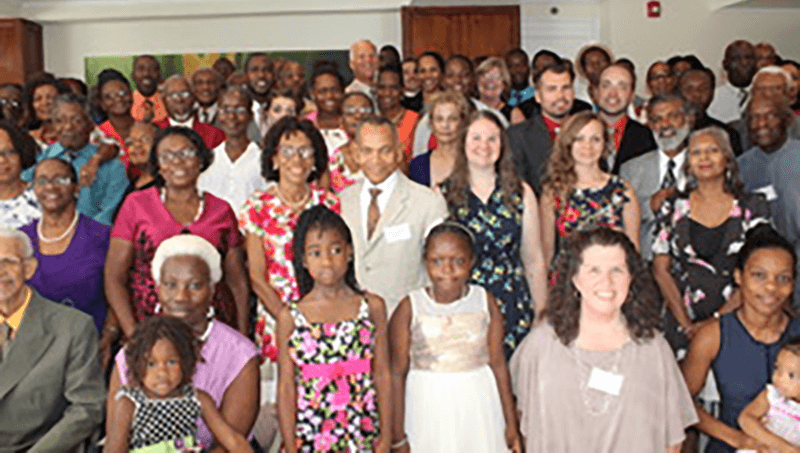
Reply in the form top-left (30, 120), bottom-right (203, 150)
top-left (276, 205), bottom-right (391, 452)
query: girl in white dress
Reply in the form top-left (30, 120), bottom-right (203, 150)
top-left (388, 222), bottom-right (521, 453)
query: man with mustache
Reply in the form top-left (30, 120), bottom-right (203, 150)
top-left (593, 63), bottom-right (657, 175)
top-left (130, 55), bottom-right (167, 123)
top-left (153, 75), bottom-right (225, 151)
top-left (707, 40), bottom-right (757, 123)
top-left (620, 94), bottom-right (693, 260)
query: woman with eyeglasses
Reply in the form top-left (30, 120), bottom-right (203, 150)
top-left (0, 122), bottom-right (40, 229)
top-left (20, 158), bottom-right (110, 333)
top-left (94, 69), bottom-right (136, 172)
top-left (104, 126), bottom-right (250, 349)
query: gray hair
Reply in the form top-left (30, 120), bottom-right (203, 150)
top-left (0, 227), bottom-right (33, 258)
top-left (51, 92), bottom-right (91, 121)
top-left (647, 93), bottom-right (695, 119)
top-left (158, 74), bottom-right (191, 95)
top-left (349, 39), bottom-right (376, 62)
top-left (218, 84), bottom-right (253, 111)
top-left (753, 66), bottom-right (793, 92)
top-left (685, 126), bottom-right (745, 197)
top-left (151, 234), bottom-right (222, 285)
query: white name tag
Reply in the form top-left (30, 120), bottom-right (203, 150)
top-left (587, 367), bottom-right (624, 396)
top-left (383, 223), bottom-right (412, 243)
top-left (753, 184), bottom-right (778, 201)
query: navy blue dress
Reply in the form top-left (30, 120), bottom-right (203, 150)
top-left (409, 151), bottom-right (432, 187)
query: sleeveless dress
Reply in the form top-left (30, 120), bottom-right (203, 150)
top-left (116, 385), bottom-right (201, 452)
top-left (287, 299), bottom-right (380, 452)
top-left (709, 312), bottom-right (800, 453)
top-left (554, 174), bottom-right (629, 248)
top-left (405, 285), bottom-right (507, 452)
top-left (449, 182), bottom-right (533, 358)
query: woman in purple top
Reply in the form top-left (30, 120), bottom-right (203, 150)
top-left (107, 234), bottom-right (259, 450)
top-left (21, 158), bottom-right (110, 332)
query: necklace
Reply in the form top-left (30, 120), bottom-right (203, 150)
top-left (37, 209), bottom-right (79, 243)
top-left (198, 319), bottom-right (214, 342)
top-left (275, 184), bottom-right (311, 211)
top-left (573, 345), bottom-right (624, 416)
top-left (161, 187), bottom-right (204, 225)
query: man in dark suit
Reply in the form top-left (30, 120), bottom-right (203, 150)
top-left (0, 228), bottom-right (104, 452)
top-left (507, 59), bottom-right (590, 194)
top-left (154, 75), bottom-right (226, 150)
top-left (594, 63), bottom-right (657, 174)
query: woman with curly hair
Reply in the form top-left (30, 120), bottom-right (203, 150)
top-left (652, 126), bottom-right (770, 353)
top-left (539, 111), bottom-right (640, 268)
top-left (510, 227), bottom-right (697, 452)
top-left (442, 110), bottom-right (547, 358)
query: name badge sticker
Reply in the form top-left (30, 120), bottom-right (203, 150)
top-left (383, 223), bottom-right (412, 243)
top-left (587, 367), bottom-right (624, 396)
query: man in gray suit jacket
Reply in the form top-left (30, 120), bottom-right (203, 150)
top-left (339, 117), bottom-right (447, 315)
top-left (620, 94), bottom-right (693, 260)
top-left (0, 228), bottom-right (104, 453)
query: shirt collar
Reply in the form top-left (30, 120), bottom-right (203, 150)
top-left (169, 116), bottom-right (195, 128)
top-left (363, 170), bottom-right (398, 196)
top-left (658, 147), bottom-right (686, 165)
top-left (0, 286), bottom-right (32, 332)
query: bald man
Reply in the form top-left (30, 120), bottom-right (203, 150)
top-left (346, 40), bottom-right (378, 104)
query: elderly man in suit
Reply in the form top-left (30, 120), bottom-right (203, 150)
top-left (0, 227), bottom-right (104, 452)
top-left (620, 93), bottom-right (693, 260)
top-left (154, 75), bottom-right (226, 150)
top-left (339, 116), bottom-right (446, 315)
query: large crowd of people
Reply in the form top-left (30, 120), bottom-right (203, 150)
top-left (1, 36), bottom-right (800, 452)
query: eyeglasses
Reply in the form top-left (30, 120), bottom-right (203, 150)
top-left (158, 148), bottom-right (198, 164)
top-left (102, 90), bottom-right (129, 101)
top-left (124, 136), bottom-right (154, 148)
top-left (219, 106), bottom-right (250, 116)
top-left (165, 91), bottom-right (192, 101)
top-left (34, 176), bottom-right (73, 187)
top-left (342, 107), bottom-right (373, 115)
top-left (0, 99), bottom-right (21, 108)
top-left (277, 146), bottom-right (315, 159)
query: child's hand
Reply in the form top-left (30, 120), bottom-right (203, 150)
top-left (505, 425), bottom-right (522, 453)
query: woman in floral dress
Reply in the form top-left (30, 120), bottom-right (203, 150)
top-left (539, 111), bottom-right (641, 267)
top-left (653, 126), bottom-right (770, 352)
top-left (442, 111), bottom-right (547, 359)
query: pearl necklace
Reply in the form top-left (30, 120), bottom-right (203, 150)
top-left (275, 185), bottom-right (311, 212)
top-left (37, 210), bottom-right (79, 243)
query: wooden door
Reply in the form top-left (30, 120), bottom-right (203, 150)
top-left (402, 6), bottom-right (520, 60)
top-left (0, 19), bottom-right (43, 84)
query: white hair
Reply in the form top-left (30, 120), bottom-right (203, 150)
top-left (754, 66), bottom-right (793, 92)
top-left (151, 234), bottom-right (222, 285)
top-left (350, 39), bottom-right (376, 61)
top-left (0, 227), bottom-right (33, 258)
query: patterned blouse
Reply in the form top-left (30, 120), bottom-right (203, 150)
top-left (328, 146), bottom-right (361, 193)
top-left (0, 187), bottom-right (41, 229)
top-left (554, 174), bottom-right (629, 240)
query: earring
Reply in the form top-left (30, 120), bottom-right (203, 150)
top-left (207, 306), bottom-right (215, 319)
top-left (725, 168), bottom-right (732, 181)
top-left (154, 303), bottom-right (161, 314)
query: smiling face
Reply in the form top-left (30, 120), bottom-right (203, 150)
top-left (100, 79), bottom-right (133, 117)
top-left (376, 70), bottom-right (402, 114)
top-left (33, 159), bottom-right (77, 213)
top-left (274, 131), bottom-right (316, 186)
top-left (402, 60), bottom-right (421, 93)
top-left (687, 132), bottom-right (727, 181)
top-left (477, 67), bottom-right (505, 103)
top-left (465, 116), bottom-right (502, 170)
top-left (133, 56), bottom-right (161, 96)
top-left (278, 61), bottom-right (306, 97)
top-left (33, 84), bottom-right (59, 121)
top-left (126, 122), bottom-right (157, 166)
top-left (156, 133), bottom-right (202, 189)
top-left (245, 55), bottom-right (274, 96)
top-left (570, 119), bottom-right (605, 168)
top-left (431, 102), bottom-right (462, 146)
top-left (303, 227), bottom-right (352, 288)
top-left (417, 56), bottom-right (443, 95)
top-left (350, 41), bottom-right (378, 83)
top-left (646, 62), bottom-right (676, 97)
top-left (356, 123), bottom-right (402, 185)
top-left (163, 78), bottom-right (195, 122)
top-left (735, 247), bottom-right (794, 317)
top-left (534, 70), bottom-right (574, 121)
top-left (424, 231), bottom-right (473, 296)
top-left (0, 129), bottom-right (20, 184)
top-left (597, 66), bottom-right (634, 117)
top-left (506, 53), bottom-right (530, 90)
top-left (748, 97), bottom-right (789, 153)
top-left (648, 99), bottom-right (691, 151)
top-left (0, 236), bottom-right (36, 308)
top-left (582, 49), bottom-right (611, 82)
top-left (573, 244), bottom-right (632, 322)
top-left (341, 94), bottom-right (373, 138)
top-left (0, 86), bottom-right (23, 125)
top-left (266, 96), bottom-right (297, 129)
top-left (191, 69), bottom-right (221, 106)
top-left (442, 59), bottom-right (473, 98)
top-left (53, 102), bottom-right (92, 151)
top-left (312, 73), bottom-right (343, 115)
top-left (217, 90), bottom-right (253, 137)
top-left (142, 338), bottom-right (184, 399)
top-left (158, 255), bottom-right (213, 332)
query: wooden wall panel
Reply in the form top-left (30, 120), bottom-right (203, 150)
top-left (0, 19), bottom-right (43, 85)
top-left (402, 6), bottom-right (520, 60)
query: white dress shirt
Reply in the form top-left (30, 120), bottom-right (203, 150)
top-left (168, 117), bottom-right (195, 128)
top-left (197, 141), bottom-right (267, 212)
top-left (359, 170), bottom-right (398, 242)
top-left (707, 81), bottom-right (749, 124)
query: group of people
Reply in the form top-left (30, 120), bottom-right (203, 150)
top-left (1, 36), bottom-right (800, 453)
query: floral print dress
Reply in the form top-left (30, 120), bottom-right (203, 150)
top-left (287, 299), bottom-right (379, 452)
top-left (652, 192), bottom-right (770, 349)
top-left (328, 146), bottom-right (361, 193)
top-left (449, 182), bottom-right (532, 359)
top-left (0, 187), bottom-right (41, 229)
top-left (554, 174), bottom-right (629, 244)
top-left (238, 181), bottom-right (340, 361)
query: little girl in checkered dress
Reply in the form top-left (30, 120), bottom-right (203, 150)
top-left (105, 317), bottom-right (253, 453)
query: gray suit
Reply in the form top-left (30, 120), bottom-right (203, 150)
top-left (0, 290), bottom-right (105, 453)
top-left (339, 172), bottom-right (447, 315)
top-left (619, 149), bottom-right (684, 260)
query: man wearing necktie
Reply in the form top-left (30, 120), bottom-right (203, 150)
top-left (0, 228), bottom-right (104, 452)
top-left (620, 94), bottom-right (693, 260)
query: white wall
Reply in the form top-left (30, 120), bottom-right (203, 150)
top-left (42, 9), bottom-right (402, 78)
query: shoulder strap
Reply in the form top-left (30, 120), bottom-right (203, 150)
top-left (358, 298), bottom-right (370, 320)
top-left (289, 302), bottom-right (307, 328)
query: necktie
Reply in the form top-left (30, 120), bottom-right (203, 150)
top-left (199, 108), bottom-right (208, 123)
top-left (738, 88), bottom-right (749, 107)
top-left (661, 158), bottom-right (676, 190)
top-left (0, 322), bottom-right (10, 362)
top-left (367, 188), bottom-right (381, 240)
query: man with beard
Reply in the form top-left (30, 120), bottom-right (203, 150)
top-left (707, 40), bottom-right (757, 123)
top-left (154, 75), bottom-right (225, 150)
top-left (345, 40), bottom-right (378, 104)
top-left (508, 59), bottom-right (586, 194)
top-left (505, 48), bottom-right (535, 108)
top-left (192, 67), bottom-right (223, 125)
top-left (593, 63), bottom-right (657, 174)
top-left (130, 55), bottom-right (167, 122)
top-left (679, 68), bottom-right (744, 155)
top-left (244, 53), bottom-right (275, 142)
top-left (620, 94), bottom-right (693, 260)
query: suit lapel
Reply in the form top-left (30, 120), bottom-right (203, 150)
top-left (365, 173), bottom-right (410, 252)
top-left (0, 292), bottom-right (56, 400)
